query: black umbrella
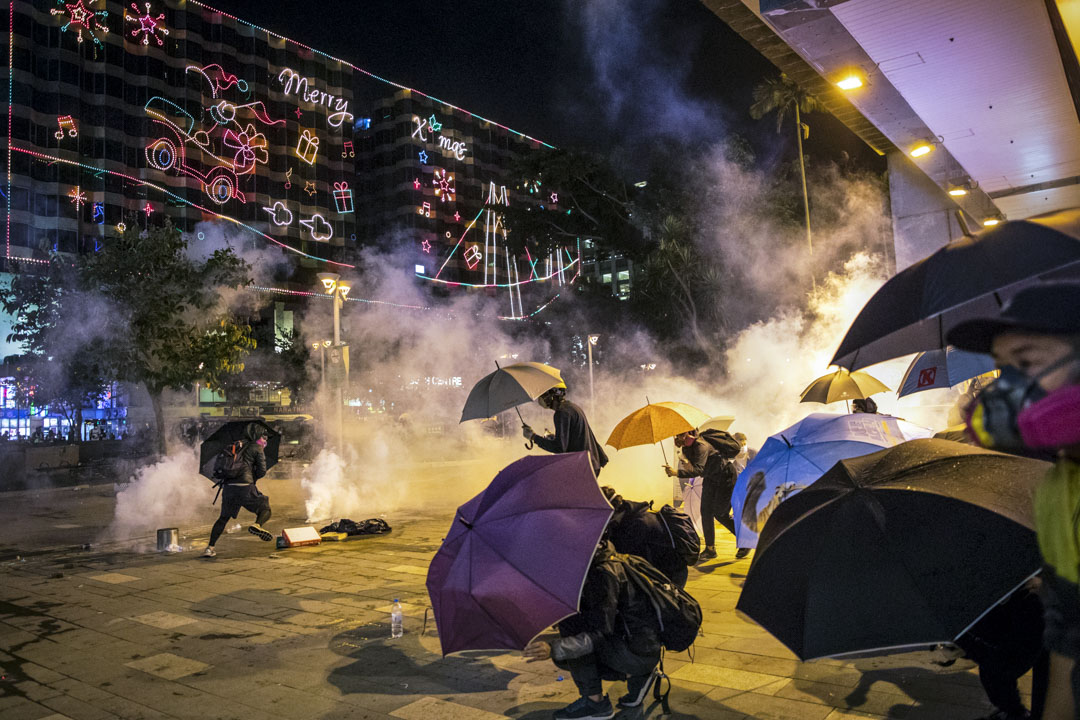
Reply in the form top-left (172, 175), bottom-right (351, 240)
top-left (831, 207), bottom-right (1080, 371)
top-left (736, 439), bottom-right (1049, 661)
top-left (198, 420), bottom-right (281, 479)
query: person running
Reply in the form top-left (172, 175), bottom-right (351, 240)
top-left (523, 383), bottom-right (608, 477)
top-left (947, 282), bottom-right (1080, 719)
top-left (665, 428), bottom-right (746, 560)
top-left (203, 423), bottom-right (273, 558)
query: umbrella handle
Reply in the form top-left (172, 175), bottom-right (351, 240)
top-left (524, 438), bottom-right (534, 450)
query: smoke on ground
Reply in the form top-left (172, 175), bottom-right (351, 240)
top-left (103, 451), bottom-right (212, 546)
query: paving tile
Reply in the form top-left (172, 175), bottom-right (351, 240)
top-left (389, 696), bottom-right (508, 720)
top-left (81, 573), bottom-right (140, 585)
top-left (130, 611), bottom-right (196, 630)
top-left (671, 663), bottom-right (783, 691)
top-left (124, 652), bottom-right (211, 680)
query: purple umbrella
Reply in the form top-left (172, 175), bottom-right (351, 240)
top-left (426, 452), bottom-right (613, 655)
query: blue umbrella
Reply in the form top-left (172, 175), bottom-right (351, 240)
top-left (731, 413), bottom-right (932, 549)
top-left (897, 347), bottom-right (995, 397)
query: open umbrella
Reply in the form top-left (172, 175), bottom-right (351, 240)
top-left (606, 401), bottom-right (711, 450)
top-left (198, 420), bottom-right (280, 479)
top-left (737, 439), bottom-right (1049, 660)
top-left (831, 208), bottom-right (1080, 371)
top-left (799, 368), bottom-right (889, 405)
top-left (460, 362), bottom-right (564, 423)
top-left (426, 452), bottom-right (612, 655)
top-left (698, 415), bottom-right (735, 433)
top-left (897, 347), bottom-right (996, 398)
top-left (731, 413), bottom-right (931, 548)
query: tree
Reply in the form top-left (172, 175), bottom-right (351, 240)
top-left (274, 326), bottom-right (312, 409)
top-left (80, 220), bottom-right (255, 454)
top-left (1, 257), bottom-right (109, 441)
top-left (750, 73), bottom-right (823, 258)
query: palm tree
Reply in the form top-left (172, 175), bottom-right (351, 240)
top-left (750, 73), bottom-right (823, 257)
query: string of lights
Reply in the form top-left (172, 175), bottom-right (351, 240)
top-left (10, 147), bottom-right (356, 269)
top-left (249, 285), bottom-right (431, 311)
top-left (418, 257), bottom-right (580, 289)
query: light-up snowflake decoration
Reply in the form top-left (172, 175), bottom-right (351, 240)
top-left (68, 186), bottom-right (87, 211)
top-left (433, 169), bottom-right (456, 203)
top-left (125, 2), bottom-right (168, 47)
top-left (51, 0), bottom-right (109, 46)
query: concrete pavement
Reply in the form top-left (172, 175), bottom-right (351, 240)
top-left (0, 466), bottom-right (1027, 719)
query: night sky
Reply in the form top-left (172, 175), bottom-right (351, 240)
top-left (211, 0), bottom-right (882, 169)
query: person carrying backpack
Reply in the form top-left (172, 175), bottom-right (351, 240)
top-left (665, 428), bottom-right (747, 561)
top-left (524, 541), bottom-right (662, 719)
top-left (203, 423), bottom-right (273, 558)
top-left (523, 383), bottom-right (609, 477)
top-left (601, 487), bottom-right (697, 588)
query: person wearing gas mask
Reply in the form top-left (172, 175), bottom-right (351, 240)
top-left (523, 382), bottom-right (609, 477)
top-left (948, 282), bottom-right (1080, 720)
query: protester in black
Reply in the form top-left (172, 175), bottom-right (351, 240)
top-left (203, 423), bottom-right (272, 558)
top-left (523, 384), bottom-right (609, 476)
top-left (524, 541), bottom-right (660, 719)
top-left (666, 428), bottom-right (746, 560)
top-left (601, 487), bottom-right (688, 588)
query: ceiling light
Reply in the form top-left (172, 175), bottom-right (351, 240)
top-left (983, 217), bottom-right (1001, 227)
top-left (911, 143), bottom-right (933, 158)
top-left (836, 74), bottom-right (863, 91)
top-left (948, 187), bottom-right (968, 197)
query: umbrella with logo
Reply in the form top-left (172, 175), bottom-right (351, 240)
top-left (426, 452), bottom-right (612, 655)
top-left (831, 208), bottom-right (1080, 371)
top-left (737, 439), bottom-right (1048, 660)
top-left (730, 413), bottom-right (932, 548)
top-left (897, 347), bottom-right (996, 398)
top-left (799, 368), bottom-right (890, 405)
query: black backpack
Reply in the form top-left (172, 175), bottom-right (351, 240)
top-left (699, 428), bottom-right (741, 459)
top-left (617, 553), bottom-right (702, 653)
top-left (213, 441), bottom-right (246, 481)
top-left (653, 504), bottom-right (700, 566)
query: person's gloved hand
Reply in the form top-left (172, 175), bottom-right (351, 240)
top-left (664, 464), bottom-right (676, 477)
top-left (522, 424), bottom-right (535, 441)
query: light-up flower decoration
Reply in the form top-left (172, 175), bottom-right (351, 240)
top-left (125, 2), bottom-right (168, 47)
top-left (51, 0), bottom-right (109, 46)
top-left (223, 124), bottom-right (269, 175)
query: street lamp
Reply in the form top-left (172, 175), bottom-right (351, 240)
top-left (317, 273), bottom-right (351, 453)
top-left (587, 334), bottom-right (600, 417)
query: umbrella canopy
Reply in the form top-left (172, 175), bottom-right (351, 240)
top-left (897, 347), bottom-right (996, 398)
top-left (799, 368), bottom-right (890, 404)
top-left (698, 415), bottom-right (735, 433)
top-left (198, 420), bottom-right (281, 479)
top-left (426, 452), bottom-right (612, 655)
top-left (831, 208), bottom-right (1080, 371)
top-left (681, 478), bottom-right (703, 535)
top-left (606, 401), bottom-right (712, 450)
top-left (460, 362), bottom-right (564, 422)
top-left (731, 413), bottom-right (932, 548)
top-left (737, 439), bottom-right (1049, 660)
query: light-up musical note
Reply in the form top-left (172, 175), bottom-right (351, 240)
top-left (417, 201), bottom-right (431, 218)
top-left (55, 115), bottom-right (78, 140)
top-left (284, 167), bottom-right (293, 190)
top-left (341, 140), bottom-right (354, 159)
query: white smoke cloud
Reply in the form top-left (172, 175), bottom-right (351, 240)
top-left (104, 450), bottom-right (213, 546)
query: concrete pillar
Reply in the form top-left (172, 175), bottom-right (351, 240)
top-left (887, 151), bottom-right (965, 270)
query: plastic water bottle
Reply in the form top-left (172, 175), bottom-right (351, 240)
top-left (391, 599), bottom-right (403, 639)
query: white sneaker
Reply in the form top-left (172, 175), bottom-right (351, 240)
top-left (201, 546), bottom-right (216, 558)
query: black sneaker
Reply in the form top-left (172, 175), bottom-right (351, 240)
top-left (552, 695), bottom-right (614, 720)
top-left (618, 667), bottom-right (658, 709)
top-left (248, 523), bottom-right (273, 542)
top-left (735, 548), bottom-right (751, 559)
top-left (698, 547), bottom-right (717, 561)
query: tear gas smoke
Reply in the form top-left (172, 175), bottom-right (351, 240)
top-left (104, 451), bottom-right (212, 546)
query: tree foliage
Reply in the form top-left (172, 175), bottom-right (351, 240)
top-left (749, 73), bottom-right (823, 134)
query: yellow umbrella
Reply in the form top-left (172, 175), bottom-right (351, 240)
top-left (799, 368), bottom-right (890, 405)
top-left (606, 401), bottom-right (712, 451)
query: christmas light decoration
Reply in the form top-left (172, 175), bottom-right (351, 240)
top-left (91, 202), bottom-right (104, 224)
top-left (433, 169), bottom-right (455, 202)
top-left (51, 0), bottom-right (109, 46)
top-left (413, 178), bottom-right (421, 190)
top-left (550, 192), bottom-right (558, 203)
top-left (249, 285), bottom-right (430, 311)
top-left (284, 167), bottom-right (293, 189)
top-left (304, 181), bottom-right (317, 197)
top-left (125, 2), bottom-right (168, 47)
top-left (116, 222), bottom-right (127, 233)
top-left (421, 239), bottom-right (431, 253)
top-left (418, 150), bottom-right (428, 164)
top-left (428, 115), bottom-right (443, 132)
top-left (464, 244), bottom-right (482, 270)
top-left (55, 115), bottom-right (78, 140)
top-left (294, 128), bottom-right (319, 165)
top-left (341, 140), bottom-right (354, 158)
top-left (144, 202), bottom-right (153, 217)
top-left (67, 186), bottom-right (87, 211)
top-left (332, 181), bottom-right (353, 214)
top-left (276, 67), bottom-right (353, 127)
top-left (262, 201), bottom-right (293, 226)
top-left (419, 257), bottom-right (580, 289)
top-left (454, 211), bottom-right (461, 222)
top-left (299, 213), bottom-right (333, 242)
top-left (294, 107), bottom-right (302, 120)
top-left (417, 201), bottom-right (431, 218)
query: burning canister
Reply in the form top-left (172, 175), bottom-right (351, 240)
top-left (156, 528), bottom-right (180, 552)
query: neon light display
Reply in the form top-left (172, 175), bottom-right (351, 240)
top-left (421, 239), bottom-right (431, 253)
top-left (262, 201), bottom-right (293, 227)
top-left (454, 211), bottom-right (461, 222)
top-left (250, 285), bottom-right (431, 311)
top-left (67, 186), bottom-right (87, 211)
top-left (332, 182), bottom-right (353, 214)
top-left (550, 192), bottom-right (558, 203)
top-left (464, 244), bottom-right (482, 269)
top-left (433, 169), bottom-right (455, 202)
top-left (341, 140), bottom-right (354, 158)
top-left (91, 201), bottom-right (104, 224)
top-left (294, 107), bottom-right (302, 120)
top-left (125, 2), bottom-right (168, 46)
top-left (55, 115), bottom-right (77, 140)
top-left (412, 178), bottom-right (421, 190)
top-left (417, 201), bottom-right (431, 218)
top-left (294, 128), bottom-right (319, 165)
top-left (51, 0), bottom-right (109, 46)
top-left (412, 115), bottom-right (469, 160)
top-left (304, 180), bottom-right (317, 197)
top-left (418, 150), bottom-right (428, 164)
top-left (276, 68), bottom-right (353, 128)
top-left (284, 167), bottom-right (293, 189)
top-left (144, 202), bottom-right (153, 217)
top-left (116, 222), bottom-right (127, 233)
top-left (299, 214), bottom-right (333, 242)
top-left (428, 115), bottom-right (443, 133)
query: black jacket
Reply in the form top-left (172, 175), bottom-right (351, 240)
top-left (676, 430), bottom-right (740, 489)
top-left (532, 400), bottom-right (609, 476)
top-left (232, 440), bottom-right (267, 485)
top-left (607, 499), bottom-right (687, 587)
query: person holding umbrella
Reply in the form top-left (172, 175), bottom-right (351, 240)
top-left (665, 428), bottom-right (746, 561)
top-left (523, 383), bottom-right (608, 477)
top-left (948, 282), bottom-right (1080, 720)
top-left (202, 422), bottom-right (273, 558)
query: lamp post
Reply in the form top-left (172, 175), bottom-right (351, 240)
top-left (317, 272), bottom-right (351, 454)
top-left (587, 334), bottom-right (599, 418)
